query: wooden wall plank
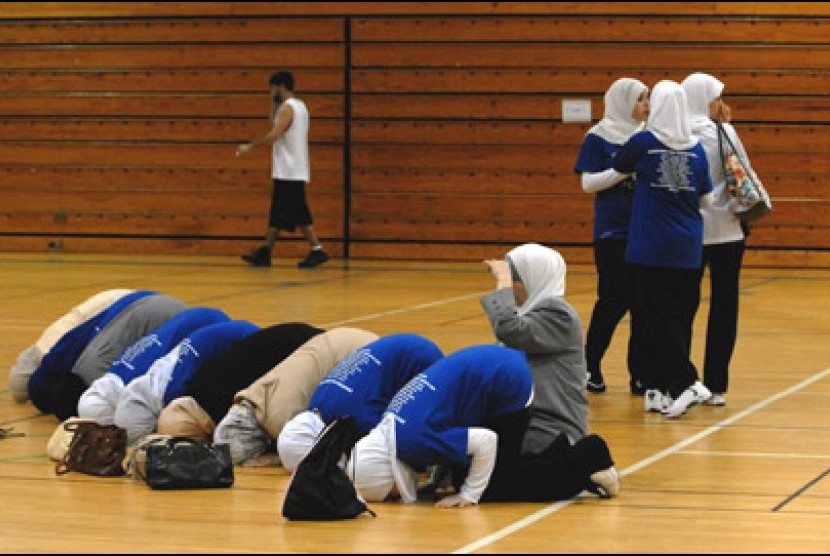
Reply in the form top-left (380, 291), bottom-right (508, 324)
top-left (0, 44), bottom-right (343, 69)
top-left (0, 69), bottom-right (345, 92)
top-left (0, 208), bottom-right (344, 237)
top-left (0, 118), bottom-right (344, 143)
top-left (351, 43), bottom-right (830, 70)
top-left (352, 69), bottom-right (830, 96)
top-left (0, 167), bottom-right (344, 193)
top-left (350, 94), bottom-right (830, 123)
top-left (0, 3), bottom-right (725, 19)
top-left (0, 93), bottom-right (343, 118)
top-left (0, 18), bottom-right (344, 43)
top-left (0, 143), bottom-right (343, 170)
top-left (353, 16), bottom-right (830, 44)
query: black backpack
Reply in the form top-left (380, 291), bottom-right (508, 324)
top-left (281, 416), bottom-right (377, 520)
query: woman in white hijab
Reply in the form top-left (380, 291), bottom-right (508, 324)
top-left (480, 243), bottom-right (590, 454)
top-left (574, 78), bottom-right (649, 395)
top-left (611, 80), bottom-right (715, 419)
top-left (681, 72), bottom-right (759, 408)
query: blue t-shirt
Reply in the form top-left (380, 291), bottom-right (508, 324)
top-left (162, 320), bottom-right (260, 404)
top-left (613, 130), bottom-right (712, 269)
top-left (27, 290), bottom-right (156, 413)
top-left (574, 132), bottom-right (635, 241)
top-left (108, 307), bottom-right (230, 384)
top-left (308, 333), bottom-right (444, 436)
top-left (387, 344), bottom-right (534, 471)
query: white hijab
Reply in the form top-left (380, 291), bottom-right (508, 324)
top-left (348, 413), bottom-right (418, 503)
top-left (506, 243), bottom-right (566, 316)
top-left (647, 80), bottom-right (698, 151)
top-left (681, 72), bottom-right (724, 134)
top-left (588, 77), bottom-right (647, 145)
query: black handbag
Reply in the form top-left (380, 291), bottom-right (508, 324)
top-left (137, 436), bottom-right (234, 490)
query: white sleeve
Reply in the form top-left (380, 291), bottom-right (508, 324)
top-left (699, 191), bottom-right (715, 210)
top-left (458, 428), bottom-right (498, 504)
top-left (581, 168), bottom-right (631, 194)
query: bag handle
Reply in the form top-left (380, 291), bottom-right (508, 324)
top-left (165, 436), bottom-right (211, 449)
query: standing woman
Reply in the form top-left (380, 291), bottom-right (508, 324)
top-left (612, 80), bottom-right (715, 418)
top-left (574, 77), bottom-right (649, 394)
top-left (681, 72), bottom-right (754, 407)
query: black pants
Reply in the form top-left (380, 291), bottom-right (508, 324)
top-left (585, 239), bottom-right (645, 382)
top-left (632, 263), bottom-right (701, 399)
top-left (481, 433), bottom-right (615, 503)
top-left (452, 410), bottom-right (615, 503)
top-left (693, 240), bottom-right (745, 394)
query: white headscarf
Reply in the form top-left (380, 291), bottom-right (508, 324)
top-left (348, 413), bottom-right (418, 503)
top-left (587, 77), bottom-right (647, 145)
top-left (647, 80), bottom-right (698, 151)
top-left (276, 410), bottom-right (325, 472)
top-left (77, 373), bottom-right (126, 425)
top-left (681, 72), bottom-right (724, 134)
top-left (506, 243), bottom-right (567, 316)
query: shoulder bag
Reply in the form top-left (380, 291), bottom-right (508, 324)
top-left (717, 122), bottom-right (773, 224)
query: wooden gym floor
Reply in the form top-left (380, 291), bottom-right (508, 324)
top-left (1, 252), bottom-right (829, 553)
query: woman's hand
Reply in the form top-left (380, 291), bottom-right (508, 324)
top-left (435, 494), bottom-right (476, 509)
top-left (714, 102), bottom-right (732, 123)
top-left (483, 259), bottom-right (511, 281)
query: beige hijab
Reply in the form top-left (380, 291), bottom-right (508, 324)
top-left (156, 396), bottom-right (215, 442)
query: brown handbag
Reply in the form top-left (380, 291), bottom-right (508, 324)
top-left (55, 421), bottom-right (128, 477)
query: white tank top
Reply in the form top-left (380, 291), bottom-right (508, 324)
top-left (272, 97), bottom-right (310, 181)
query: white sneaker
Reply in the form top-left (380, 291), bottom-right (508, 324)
top-left (707, 393), bottom-right (726, 406)
top-left (590, 466), bottom-right (621, 498)
top-left (691, 381), bottom-right (712, 404)
top-left (662, 387), bottom-right (697, 418)
top-left (644, 389), bottom-right (672, 413)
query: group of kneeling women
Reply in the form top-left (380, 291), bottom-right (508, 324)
top-left (9, 242), bottom-right (620, 508)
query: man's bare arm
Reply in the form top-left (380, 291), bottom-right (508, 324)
top-left (236, 103), bottom-right (294, 157)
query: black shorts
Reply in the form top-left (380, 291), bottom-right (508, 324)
top-left (269, 179), bottom-right (313, 232)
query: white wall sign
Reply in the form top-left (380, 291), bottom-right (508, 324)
top-left (562, 99), bottom-right (592, 123)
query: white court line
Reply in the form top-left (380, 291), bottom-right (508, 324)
top-left (681, 451), bottom-right (830, 459)
top-left (452, 366), bottom-right (830, 554)
top-left (318, 291), bottom-right (490, 328)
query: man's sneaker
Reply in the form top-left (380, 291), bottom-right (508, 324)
top-left (589, 466), bottom-right (621, 498)
top-left (241, 246), bottom-right (271, 267)
top-left (586, 371), bottom-right (607, 393)
top-left (297, 249), bottom-right (329, 269)
top-left (691, 380), bottom-right (712, 404)
top-left (707, 393), bottom-right (726, 406)
top-left (662, 387), bottom-right (697, 418)
top-left (629, 378), bottom-right (646, 396)
top-left (644, 389), bottom-right (672, 413)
